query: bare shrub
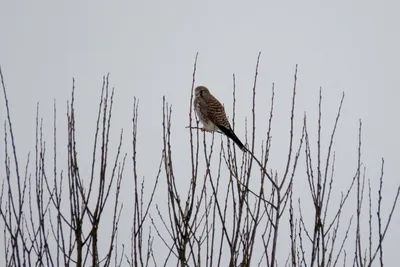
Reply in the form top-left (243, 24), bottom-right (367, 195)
top-left (1, 55), bottom-right (399, 267)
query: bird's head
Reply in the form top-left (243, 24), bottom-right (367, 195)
top-left (195, 86), bottom-right (210, 98)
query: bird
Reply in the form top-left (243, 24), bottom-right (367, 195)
top-left (194, 85), bottom-right (246, 151)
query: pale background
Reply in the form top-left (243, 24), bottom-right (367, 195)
top-left (1, 1), bottom-right (399, 265)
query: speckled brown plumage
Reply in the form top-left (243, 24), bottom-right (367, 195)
top-left (194, 85), bottom-right (245, 151)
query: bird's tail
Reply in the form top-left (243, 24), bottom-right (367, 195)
top-left (218, 126), bottom-right (246, 151)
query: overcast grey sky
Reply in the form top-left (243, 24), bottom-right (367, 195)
top-left (1, 1), bottom-right (399, 265)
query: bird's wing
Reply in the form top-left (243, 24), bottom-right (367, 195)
top-left (202, 93), bottom-right (245, 151)
top-left (202, 94), bottom-right (231, 129)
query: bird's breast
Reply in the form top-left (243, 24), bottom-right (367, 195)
top-left (203, 120), bottom-right (217, 132)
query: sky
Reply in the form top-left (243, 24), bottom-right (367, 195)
top-left (1, 1), bottom-right (399, 266)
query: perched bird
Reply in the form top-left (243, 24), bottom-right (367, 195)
top-left (194, 85), bottom-right (246, 151)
